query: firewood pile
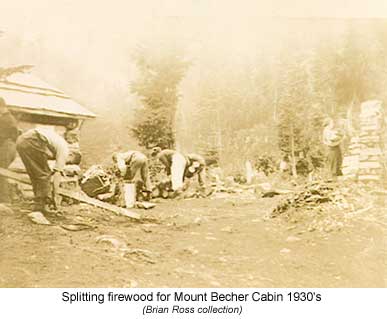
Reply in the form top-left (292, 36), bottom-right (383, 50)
top-left (148, 157), bottom-right (165, 186)
top-left (148, 157), bottom-right (175, 199)
top-left (357, 101), bottom-right (386, 182)
top-left (342, 100), bottom-right (386, 182)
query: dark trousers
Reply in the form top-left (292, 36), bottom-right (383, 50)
top-left (0, 139), bottom-right (16, 202)
top-left (327, 145), bottom-right (343, 177)
top-left (124, 157), bottom-right (151, 191)
top-left (16, 134), bottom-right (51, 211)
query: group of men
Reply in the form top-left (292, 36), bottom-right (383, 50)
top-left (112, 146), bottom-right (206, 195)
top-left (1, 96), bottom-right (206, 214)
top-left (0, 97), bottom-right (81, 213)
top-left (1, 93), bottom-right (346, 215)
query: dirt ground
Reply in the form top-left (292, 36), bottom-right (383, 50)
top-left (0, 192), bottom-right (386, 288)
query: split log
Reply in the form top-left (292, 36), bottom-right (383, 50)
top-left (58, 188), bottom-right (140, 219)
top-left (0, 167), bottom-right (140, 220)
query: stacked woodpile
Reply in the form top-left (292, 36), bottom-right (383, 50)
top-left (342, 136), bottom-right (361, 179)
top-left (342, 100), bottom-right (386, 182)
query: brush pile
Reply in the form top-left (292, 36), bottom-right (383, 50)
top-left (271, 181), bottom-right (350, 218)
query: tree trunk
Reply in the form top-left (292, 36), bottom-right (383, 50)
top-left (216, 107), bottom-right (223, 163)
top-left (290, 124), bottom-right (298, 178)
top-left (273, 85), bottom-right (278, 122)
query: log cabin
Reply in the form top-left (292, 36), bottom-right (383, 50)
top-left (0, 71), bottom-right (96, 199)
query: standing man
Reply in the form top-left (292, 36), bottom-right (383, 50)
top-left (0, 97), bottom-right (18, 203)
top-left (16, 127), bottom-right (71, 213)
top-left (322, 118), bottom-right (345, 180)
top-left (112, 150), bottom-right (152, 192)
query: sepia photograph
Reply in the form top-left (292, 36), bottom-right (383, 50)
top-left (0, 0), bottom-right (386, 288)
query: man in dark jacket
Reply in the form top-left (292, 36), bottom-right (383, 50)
top-left (0, 97), bottom-right (18, 202)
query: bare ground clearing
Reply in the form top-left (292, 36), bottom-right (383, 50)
top-left (0, 194), bottom-right (386, 287)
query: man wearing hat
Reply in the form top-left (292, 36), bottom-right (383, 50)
top-left (0, 97), bottom-right (19, 203)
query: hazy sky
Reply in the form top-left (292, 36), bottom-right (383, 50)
top-left (2, 0), bottom-right (387, 158)
top-left (1, 0), bottom-right (387, 113)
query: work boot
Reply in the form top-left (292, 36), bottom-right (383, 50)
top-left (142, 190), bottom-right (152, 201)
top-left (171, 189), bottom-right (184, 200)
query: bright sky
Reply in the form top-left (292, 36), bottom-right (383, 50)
top-left (3, 0), bottom-right (387, 21)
